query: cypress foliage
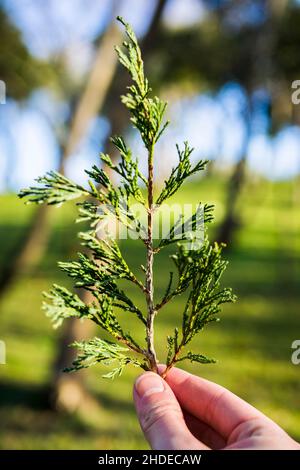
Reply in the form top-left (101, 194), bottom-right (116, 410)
top-left (19, 17), bottom-right (236, 379)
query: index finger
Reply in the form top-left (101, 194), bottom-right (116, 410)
top-left (160, 366), bottom-right (265, 439)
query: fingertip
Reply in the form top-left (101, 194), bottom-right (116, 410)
top-left (132, 370), bottom-right (204, 450)
top-left (134, 371), bottom-right (165, 400)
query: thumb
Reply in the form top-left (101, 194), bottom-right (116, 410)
top-left (133, 372), bottom-right (207, 450)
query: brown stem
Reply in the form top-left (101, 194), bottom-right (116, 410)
top-left (161, 342), bottom-right (184, 379)
top-left (155, 288), bottom-right (178, 312)
top-left (145, 143), bottom-right (158, 373)
top-left (115, 335), bottom-right (146, 357)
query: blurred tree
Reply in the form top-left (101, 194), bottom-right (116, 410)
top-left (217, 0), bottom-right (290, 245)
top-left (0, 8), bottom-right (55, 99)
top-left (277, 3), bottom-right (300, 129)
top-left (143, 6), bottom-right (255, 245)
top-left (0, 16), bottom-right (122, 297)
top-left (276, 4), bottom-right (300, 204)
top-left (148, 0), bottom-right (295, 245)
top-left (0, 4), bottom-right (62, 190)
top-left (0, 4), bottom-right (60, 291)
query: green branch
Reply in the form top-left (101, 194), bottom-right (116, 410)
top-left (19, 17), bottom-right (236, 380)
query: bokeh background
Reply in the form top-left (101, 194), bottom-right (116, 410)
top-left (0, 0), bottom-right (300, 449)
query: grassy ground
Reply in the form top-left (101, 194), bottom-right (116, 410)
top-left (0, 176), bottom-right (299, 449)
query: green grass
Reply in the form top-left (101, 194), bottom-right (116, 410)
top-left (0, 176), bottom-right (299, 449)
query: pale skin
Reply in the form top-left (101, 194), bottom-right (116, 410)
top-left (133, 366), bottom-right (300, 450)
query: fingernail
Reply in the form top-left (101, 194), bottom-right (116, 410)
top-left (135, 372), bottom-right (165, 398)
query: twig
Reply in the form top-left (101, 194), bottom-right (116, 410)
top-left (145, 143), bottom-right (158, 372)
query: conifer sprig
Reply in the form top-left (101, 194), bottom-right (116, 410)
top-left (19, 17), bottom-right (236, 379)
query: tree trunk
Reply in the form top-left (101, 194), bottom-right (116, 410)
top-left (0, 20), bottom-right (123, 302)
top-left (0, 204), bottom-right (51, 295)
top-left (49, 291), bottom-right (97, 412)
top-left (216, 157), bottom-right (247, 246)
top-left (217, 0), bottom-right (287, 247)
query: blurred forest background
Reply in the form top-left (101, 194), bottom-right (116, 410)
top-left (0, 0), bottom-right (300, 449)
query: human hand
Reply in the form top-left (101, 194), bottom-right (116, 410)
top-left (133, 366), bottom-right (300, 450)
